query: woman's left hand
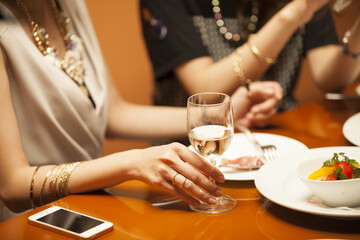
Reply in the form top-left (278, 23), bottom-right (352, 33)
top-left (231, 81), bottom-right (283, 128)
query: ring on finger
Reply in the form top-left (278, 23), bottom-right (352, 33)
top-left (172, 172), bottom-right (179, 185)
top-left (180, 177), bottom-right (187, 188)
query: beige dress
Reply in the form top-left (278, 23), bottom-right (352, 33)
top-left (0, 0), bottom-right (108, 221)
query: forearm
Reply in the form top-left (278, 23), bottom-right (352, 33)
top-left (308, 46), bottom-right (360, 92)
top-left (67, 152), bottom-right (135, 193)
top-left (3, 151), bottom-right (139, 212)
top-left (309, 16), bottom-right (360, 91)
top-left (234, 1), bottom-right (305, 80)
top-left (106, 100), bottom-right (187, 140)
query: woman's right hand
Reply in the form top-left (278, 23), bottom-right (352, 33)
top-left (127, 143), bottom-right (225, 207)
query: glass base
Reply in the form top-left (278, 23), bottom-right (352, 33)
top-left (190, 195), bottom-right (237, 214)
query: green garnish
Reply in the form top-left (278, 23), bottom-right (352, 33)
top-left (323, 152), bottom-right (341, 166)
top-left (333, 167), bottom-right (348, 180)
top-left (323, 152), bottom-right (359, 170)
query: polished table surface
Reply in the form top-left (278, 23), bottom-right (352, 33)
top-left (1, 91), bottom-right (360, 240)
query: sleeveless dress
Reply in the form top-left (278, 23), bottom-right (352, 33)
top-left (0, 0), bottom-right (108, 221)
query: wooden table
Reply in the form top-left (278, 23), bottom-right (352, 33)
top-left (1, 95), bottom-right (360, 240)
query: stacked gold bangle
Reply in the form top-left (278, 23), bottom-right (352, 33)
top-left (248, 34), bottom-right (277, 64)
top-left (30, 162), bottom-right (81, 209)
top-left (47, 162), bottom-right (81, 203)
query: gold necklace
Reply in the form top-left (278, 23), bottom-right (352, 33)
top-left (14, 0), bottom-right (96, 108)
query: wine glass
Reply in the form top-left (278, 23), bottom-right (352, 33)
top-left (187, 92), bottom-right (237, 213)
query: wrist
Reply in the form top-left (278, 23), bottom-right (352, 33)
top-left (342, 30), bottom-right (360, 59)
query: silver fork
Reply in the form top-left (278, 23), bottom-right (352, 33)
top-left (236, 125), bottom-right (279, 164)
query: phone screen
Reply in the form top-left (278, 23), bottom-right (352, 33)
top-left (36, 208), bottom-right (104, 234)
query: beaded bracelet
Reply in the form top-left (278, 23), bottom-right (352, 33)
top-left (342, 30), bottom-right (360, 59)
top-left (233, 48), bottom-right (252, 95)
top-left (248, 34), bottom-right (277, 64)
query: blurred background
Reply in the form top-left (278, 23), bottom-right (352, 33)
top-left (84, 0), bottom-right (360, 156)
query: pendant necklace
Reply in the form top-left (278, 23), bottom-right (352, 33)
top-left (211, 0), bottom-right (259, 44)
top-left (14, 0), bottom-right (96, 108)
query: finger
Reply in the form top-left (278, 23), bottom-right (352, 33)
top-left (249, 109), bottom-right (277, 128)
top-left (234, 118), bottom-right (251, 129)
top-left (175, 145), bottom-right (225, 183)
top-left (174, 159), bottom-right (223, 197)
top-left (161, 179), bottom-right (202, 207)
top-left (170, 172), bottom-right (218, 206)
top-left (251, 81), bottom-right (283, 101)
top-left (250, 97), bottom-right (279, 114)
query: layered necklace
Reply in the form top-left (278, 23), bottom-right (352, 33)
top-left (14, 0), bottom-right (96, 108)
top-left (211, 0), bottom-right (259, 44)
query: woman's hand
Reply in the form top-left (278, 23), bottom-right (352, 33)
top-left (128, 143), bottom-right (225, 207)
top-left (231, 81), bottom-right (283, 128)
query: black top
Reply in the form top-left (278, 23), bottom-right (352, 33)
top-left (140, 0), bottom-right (339, 144)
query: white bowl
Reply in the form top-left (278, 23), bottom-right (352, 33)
top-left (296, 156), bottom-right (360, 208)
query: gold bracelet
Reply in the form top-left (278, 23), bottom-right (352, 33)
top-left (40, 166), bottom-right (56, 206)
top-left (58, 162), bottom-right (81, 198)
top-left (48, 165), bottom-right (62, 203)
top-left (248, 34), bottom-right (277, 64)
top-left (30, 166), bottom-right (40, 209)
top-left (234, 48), bottom-right (252, 95)
top-left (47, 162), bottom-right (81, 203)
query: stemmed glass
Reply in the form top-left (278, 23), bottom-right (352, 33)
top-left (187, 92), bottom-right (237, 214)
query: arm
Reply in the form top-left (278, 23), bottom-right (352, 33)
top-left (175, 0), bottom-right (330, 95)
top-left (308, 14), bottom-right (360, 92)
top-left (105, 71), bottom-right (187, 140)
top-left (0, 49), bottom-right (223, 212)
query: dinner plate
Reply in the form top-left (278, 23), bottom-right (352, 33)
top-left (343, 112), bottom-right (360, 146)
top-left (190, 133), bottom-right (308, 181)
top-left (255, 146), bottom-right (360, 219)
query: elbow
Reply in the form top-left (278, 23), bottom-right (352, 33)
top-left (0, 172), bottom-right (32, 213)
top-left (0, 188), bottom-right (30, 213)
top-left (315, 75), bottom-right (351, 93)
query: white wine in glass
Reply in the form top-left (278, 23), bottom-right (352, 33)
top-left (187, 92), bottom-right (237, 214)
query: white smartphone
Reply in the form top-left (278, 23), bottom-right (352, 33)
top-left (28, 206), bottom-right (113, 239)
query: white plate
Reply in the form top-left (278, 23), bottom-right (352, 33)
top-left (190, 133), bottom-right (308, 181)
top-left (255, 146), bottom-right (360, 219)
top-left (343, 112), bottom-right (360, 146)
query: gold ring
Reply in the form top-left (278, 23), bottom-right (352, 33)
top-left (172, 172), bottom-right (179, 185)
top-left (180, 177), bottom-right (187, 188)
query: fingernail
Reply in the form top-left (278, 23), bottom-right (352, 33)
top-left (218, 175), bottom-right (225, 182)
top-left (209, 197), bottom-right (217, 205)
top-left (216, 189), bottom-right (223, 197)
